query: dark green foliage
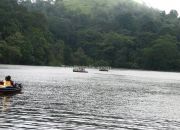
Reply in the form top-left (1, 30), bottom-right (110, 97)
top-left (1, 0), bottom-right (180, 71)
top-left (141, 35), bottom-right (180, 70)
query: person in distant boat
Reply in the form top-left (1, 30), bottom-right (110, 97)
top-left (3, 75), bottom-right (14, 87)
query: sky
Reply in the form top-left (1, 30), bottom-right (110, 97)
top-left (135, 0), bottom-right (180, 14)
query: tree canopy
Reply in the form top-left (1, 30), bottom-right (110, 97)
top-left (0, 0), bottom-right (180, 71)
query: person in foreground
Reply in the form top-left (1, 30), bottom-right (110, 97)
top-left (3, 75), bottom-right (14, 87)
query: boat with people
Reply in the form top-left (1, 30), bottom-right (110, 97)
top-left (99, 66), bottom-right (110, 71)
top-left (73, 66), bottom-right (88, 73)
top-left (0, 75), bottom-right (23, 95)
top-left (0, 82), bottom-right (22, 94)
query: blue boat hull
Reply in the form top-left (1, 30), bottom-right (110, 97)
top-left (0, 84), bottom-right (22, 94)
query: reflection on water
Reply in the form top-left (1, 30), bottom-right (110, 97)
top-left (0, 65), bottom-right (180, 129)
top-left (1, 96), bottom-right (10, 112)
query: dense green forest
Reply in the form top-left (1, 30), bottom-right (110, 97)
top-left (0, 0), bottom-right (180, 71)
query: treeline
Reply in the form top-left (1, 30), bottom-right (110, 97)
top-left (0, 0), bottom-right (180, 71)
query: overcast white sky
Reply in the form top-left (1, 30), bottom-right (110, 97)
top-left (135, 0), bottom-right (180, 14)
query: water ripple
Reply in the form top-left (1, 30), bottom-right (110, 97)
top-left (0, 65), bottom-right (180, 129)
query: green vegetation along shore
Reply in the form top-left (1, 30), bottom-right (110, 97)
top-left (0, 0), bottom-right (180, 71)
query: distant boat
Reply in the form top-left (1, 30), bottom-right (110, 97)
top-left (99, 66), bottom-right (110, 71)
top-left (73, 67), bottom-right (88, 73)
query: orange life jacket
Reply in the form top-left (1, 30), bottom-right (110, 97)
top-left (3, 80), bottom-right (12, 87)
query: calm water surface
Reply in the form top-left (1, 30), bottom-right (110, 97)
top-left (0, 65), bottom-right (180, 130)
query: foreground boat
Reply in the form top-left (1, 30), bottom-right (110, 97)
top-left (0, 83), bottom-right (22, 95)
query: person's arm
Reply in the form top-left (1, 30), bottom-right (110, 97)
top-left (10, 81), bottom-right (14, 86)
top-left (0, 81), bottom-right (4, 85)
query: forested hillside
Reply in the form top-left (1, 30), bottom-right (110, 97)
top-left (0, 0), bottom-right (180, 71)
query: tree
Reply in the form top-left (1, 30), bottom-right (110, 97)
top-left (169, 10), bottom-right (178, 18)
top-left (0, 41), bottom-right (22, 64)
top-left (73, 47), bottom-right (91, 65)
top-left (141, 35), bottom-right (180, 70)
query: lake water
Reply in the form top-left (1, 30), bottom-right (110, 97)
top-left (0, 65), bottom-right (180, 130)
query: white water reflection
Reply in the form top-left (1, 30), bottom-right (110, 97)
top-left (1, 96), bottom-right (10, 112)
top-left (0, 65), bottom-right (180, 129)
